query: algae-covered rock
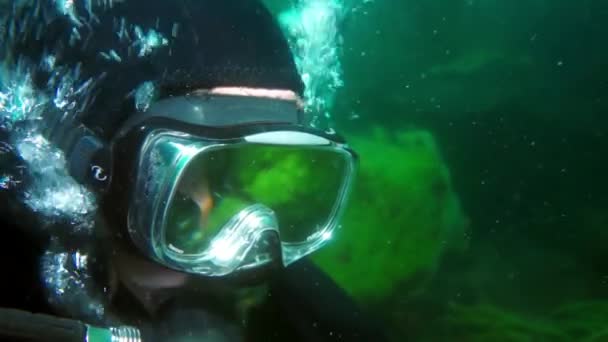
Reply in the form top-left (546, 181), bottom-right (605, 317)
top-left (312, 127), bottom-right (469, 302)
top-left (443, 303), bottom-right (568, 342)
top-left (550, 301), bottom-right (608, 341)
top-left (438, 300), bottom-right (608, 342)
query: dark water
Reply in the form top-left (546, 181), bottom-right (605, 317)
top-left (328, 0), bottom-right (608, 340)
top-left (1, 1), bottom-right (607, 341)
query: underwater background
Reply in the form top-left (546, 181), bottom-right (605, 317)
top-left (1, 0), bottom-right (607, 341)
top-left (268, 0), bottom-right (608, 341)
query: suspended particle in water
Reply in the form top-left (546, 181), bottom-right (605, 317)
top-left (530, 33), bottom-right (537, 42)
top-left (171, 22), bottom-right (180, 38)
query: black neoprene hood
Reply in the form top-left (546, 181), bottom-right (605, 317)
top-left (12, 0), bottom-right (304, 141)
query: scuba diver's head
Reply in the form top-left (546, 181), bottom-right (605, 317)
top-left (15, 0), bottom-right (357, 280)
top-left (106, 96), bottom-right (356, 277)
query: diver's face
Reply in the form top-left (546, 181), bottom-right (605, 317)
top-left (110, 88), bottom-right (302, 294)
top-left (110, 241), bottom-right (190, 313)
top-left (109, 86), bottom-right (351, 295)
top-left (113, 246), bottom-right (189, 290)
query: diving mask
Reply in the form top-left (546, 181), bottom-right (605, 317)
top-left (71, 93), bottom-right (358, 277)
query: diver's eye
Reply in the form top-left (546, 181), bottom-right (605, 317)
top-left (165, 193), bottom-right (208, 255)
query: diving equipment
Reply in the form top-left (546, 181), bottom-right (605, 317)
top-left (62, 93), bottom-right (357, 277)
top-left (0, 307), bottom-right (141, 342)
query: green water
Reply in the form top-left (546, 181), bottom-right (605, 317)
top-left (2, 1), bottom-right (607, 340)
top-left (282, 1), bottom-right (608, 341)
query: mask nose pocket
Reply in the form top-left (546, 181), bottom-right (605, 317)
top-left (238, 229), bottom-right (283, 271)
top-left (204, 204), bottom-right (280, 274)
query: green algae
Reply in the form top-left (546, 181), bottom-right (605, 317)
top-left (312, 127), bottom-right (469, 302)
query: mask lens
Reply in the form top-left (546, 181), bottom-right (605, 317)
top-left (231, 145), bottom-right (348, 243)
top-left (164, 143), bottom-right (349, 255)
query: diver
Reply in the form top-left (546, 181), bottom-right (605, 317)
top-left (0, 0), bottom-right (387, 341)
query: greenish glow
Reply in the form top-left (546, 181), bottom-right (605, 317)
top-left (164, 143), bottom-right (350, 253)
top-left (438, 301), bottom-right (608, 342)
top-left (312, 127), bottom-right (469, 301)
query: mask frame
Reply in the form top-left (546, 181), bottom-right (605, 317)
top-left (61, 94), bottom-right (357, 277)
top-left (129, 128), bottom-right (356, 276)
